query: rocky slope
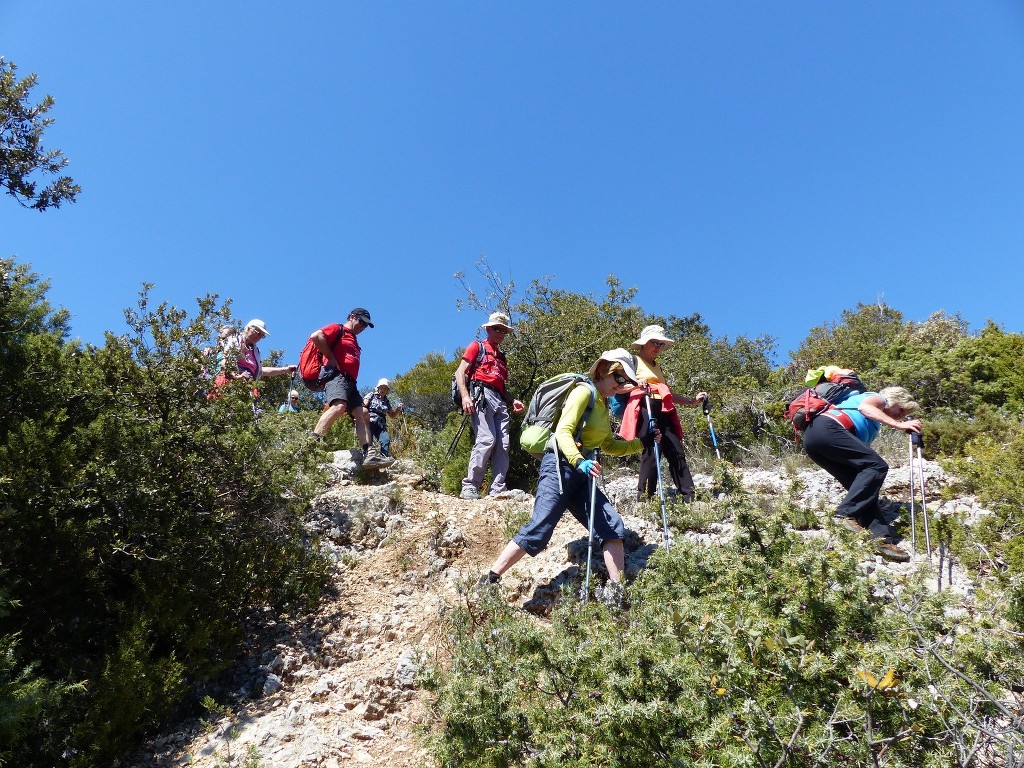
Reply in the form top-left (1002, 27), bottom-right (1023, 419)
top-left (127, 449), bottom-right (976, 768)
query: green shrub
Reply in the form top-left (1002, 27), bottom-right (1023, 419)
top-left (423, 494), bottom-right (1024, 767)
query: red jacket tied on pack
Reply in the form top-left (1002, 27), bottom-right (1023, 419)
top-left (617, 383), bottom-right (683, 441)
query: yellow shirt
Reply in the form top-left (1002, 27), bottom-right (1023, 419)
top-left (554, 384), bottom-right (643, 467)
top-left (635, 357), bottom-right (670, 398)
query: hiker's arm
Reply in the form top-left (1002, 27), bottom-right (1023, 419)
top-left (858, 395), bottom-right (921, 432)
top-left (261, 364), bottom-right (297, 378)
top-left (310, 330), bottom-right (341, 369)
top-left (455, 358), bottom-right (476, 414)
top-left (553, 386), bottom-right (593, 466)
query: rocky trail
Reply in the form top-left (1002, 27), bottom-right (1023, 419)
top-left (127, 450), bottom-right (977, 768)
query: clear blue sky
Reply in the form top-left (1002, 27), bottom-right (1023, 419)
top-left (4, 2), bottom-right (1024, 387)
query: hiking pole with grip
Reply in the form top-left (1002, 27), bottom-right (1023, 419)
top-left (913, 431), bottom-right (932, 561)
top-left (445, 414), bottom-right (469, 462)
top-left (702, 396), bottom-right (721, 460)
top-left (583, 449), bottom-right (599, 603)
top-left (908, 434), bottom-right (917, 554)
top-left (644, 386), bottom-right (671, 550)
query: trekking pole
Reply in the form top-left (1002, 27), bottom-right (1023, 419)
top-left (644, 386), bottom-right (671, 550)
top-left (281, 367), bottom-right (298, 414)
top-left (907, 434), bottom-right (917, 554)
top-left (583, 450), bottom-right (599, 604)
top-left (913, 431), bottom-right (932, 561)
top-left (702, 396), bottom-right (721, 460)
top-left (445, 414), bottom-right (469, 461)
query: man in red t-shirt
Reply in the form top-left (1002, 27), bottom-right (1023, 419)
top-left (310, 308), bottom-right (392, 467)
top-left (454, 312), bottom-right (525, 499)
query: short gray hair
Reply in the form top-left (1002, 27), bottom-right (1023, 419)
top-left (879, 386), bottom-right (919, 415)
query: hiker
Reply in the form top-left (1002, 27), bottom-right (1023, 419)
top-left (482, 349), bottom-right (660, 595)
top-left (364, 378), bottom-right (403, 457)
top-left (278, 390), bottom-right (301, 414)
top-left (209, 319), bottom-right (296, 394)
top-left (627, 325), bottom-right (707, 502)
top-left (454, 312), bottom-right (525, 500)
top-left (802, 385), bottom-right (922, 562)
top-left (309, 308), bottom-right (390, 467)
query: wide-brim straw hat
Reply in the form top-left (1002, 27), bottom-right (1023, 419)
top-left (631, 324), bottom-right (673, 348)
top-left (588, 348), bottom-right (639, 385)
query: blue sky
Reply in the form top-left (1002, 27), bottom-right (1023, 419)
top-left (4, 2), bottom-right (1024, 388)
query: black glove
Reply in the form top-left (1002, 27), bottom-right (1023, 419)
top-left (318, 364), bottom-right (339, 385)
top-left (641, 428), bottom-right (661, 450)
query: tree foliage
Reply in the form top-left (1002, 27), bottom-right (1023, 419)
top-left (0, 59), bottom-right (80, 211)
top-left (0, 260), bottom-right (329, 766)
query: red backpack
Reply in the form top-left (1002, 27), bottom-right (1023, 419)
top-left (298, 338), bottom-right (325, 391)
top-left (784, 370), bottom-right (865, 437)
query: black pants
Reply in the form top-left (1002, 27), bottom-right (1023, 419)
top-left (802, 416), bottom-right (892, 540)
top-left (637, 398), bottom-right (695, 502)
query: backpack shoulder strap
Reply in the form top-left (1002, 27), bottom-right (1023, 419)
top-left (573, 377), bottom-right (598, 443)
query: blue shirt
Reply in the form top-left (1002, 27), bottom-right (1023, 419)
top-left (836, 391), bottom-right (884, 444)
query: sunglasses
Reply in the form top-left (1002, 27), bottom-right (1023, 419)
top-left (612, 372), bottom-right (632, 387)
top-left (489, 326), bottom-right (509, 334)
top-left (650, 341), bottom-right (667, 349)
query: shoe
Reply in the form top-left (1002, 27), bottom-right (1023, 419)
top-left (875, 542), bottom-right (911, 563)
top-left (834, 516), bottom-right (867, 534)
top-left (460, 487), bottom-right (480, 500)
top-left (595, 581), bottom-right (626, 608)
top-left (362, 442), bottom-right (394, 468)
top-left (475, 571), bottom-right (501, 590)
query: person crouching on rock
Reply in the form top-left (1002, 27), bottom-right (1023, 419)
top-left (802, 385), bottom-right (922, 562)
top-left (481, 349), bottom-right (660, 591)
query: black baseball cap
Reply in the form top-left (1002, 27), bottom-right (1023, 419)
top-left (350, 307), bottom-right (374, 328)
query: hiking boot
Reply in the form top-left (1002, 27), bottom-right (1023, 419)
top-left (834, 516), bottom-right (867, 534)
top-left (460, 487), bottom-right (481, 500)
top-left (875, 541), bottom-right (911, 563)
top-left (475, 571), bottom-right (501, 591)
top-left (362, 442), bottom-right (394, 468)
top-left (595, 581), bottom-right (626, 608)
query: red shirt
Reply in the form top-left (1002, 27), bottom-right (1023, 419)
top-left (463, 340), bottom-right (508, 395)
top-left (321, 323), bottom-right (361, 379)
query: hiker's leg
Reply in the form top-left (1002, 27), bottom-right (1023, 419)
top-left (487, 392), bottom-right (511, 494)
top-left (315, 375), bottom-right (357, 438)
top-left (636, 398), bottom-right (657, 498)
top-left (463, 392), bottom-right (499, 493)
top-left (659, 414), bottom-right (695, 502)
top-left (567, 483), bottom-right (625, 580)
top-left (378, 427), bottom-right (392, 457)
top-left (804, 418), bottom-right (888, 533)
top-left (512, 452), bottom-right (575, 556)
top-left (351, 405), bottom-right (372, 449)
top-left (601, 540), bottom-right (625, 582)
top-left (314, 402), bottom-right (348, 436)
top-left (490, 540), bottom-right (528, 577)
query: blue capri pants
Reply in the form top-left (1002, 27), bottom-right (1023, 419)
top-left (513, 450), bottom-right (626, 556)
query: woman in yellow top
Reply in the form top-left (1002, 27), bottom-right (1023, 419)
top-left (632, 325), bottom-right (707, 502)
top-left (482, 349), bottom-right (659, 594)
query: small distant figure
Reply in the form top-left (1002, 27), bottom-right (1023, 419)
top-left (209, 319), bottom-right (296, 400)
top-left (363, 378), bottom-right (403, 457)
top-left (278, 389), bottom-right (301, 414)
top-left (454, 312), bottom-right (525, 500)
top-left (308, 308), bottom-right (392, 468)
